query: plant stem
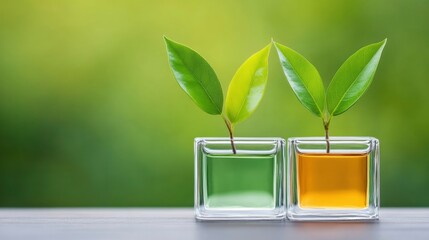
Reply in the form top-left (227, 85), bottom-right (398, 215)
top-left (222, 116), bottom-right (237, 154)
top-left (324, 120), bottom-right (330, 154)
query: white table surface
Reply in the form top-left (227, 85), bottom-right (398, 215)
top-left (0, 208), bottom-right (428, 240)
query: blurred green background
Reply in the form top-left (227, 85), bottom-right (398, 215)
top-left (0, 0), bottom-right (428, 207)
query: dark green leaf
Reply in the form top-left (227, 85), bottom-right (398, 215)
top-left (327, 39), bottom-right (387, 116)
top-left (274, 42), bottom-right (325, 117)
top-left (164, 37), bottom-right (223, 115)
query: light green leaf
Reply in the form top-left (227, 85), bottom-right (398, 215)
top-left (327, 39), bottom-right (387, 116)
top-left (274, 42), bottom-right (325, 117)
top-left (164, 37), bottom-right (223, 115)
top-left (225, 44), bottom-right (271, 124)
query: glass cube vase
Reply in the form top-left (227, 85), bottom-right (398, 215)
top-left (195, 138), bottom-right (286, 220)
top-left (287, 137), bottom-right (380, 221)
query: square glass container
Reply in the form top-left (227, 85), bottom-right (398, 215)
top-left (195, 138), bottom-right (286, 220)
top-left (287, 137), bottom-right (380, 221)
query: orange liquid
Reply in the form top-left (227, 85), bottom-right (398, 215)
top-left (298, 153), bottom-right (368, 208)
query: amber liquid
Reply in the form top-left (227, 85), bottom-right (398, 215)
top-left (298, 153), bottom-right (368, 208)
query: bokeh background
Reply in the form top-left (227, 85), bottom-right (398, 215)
top-left (1, 0), bottom-right (428, 207)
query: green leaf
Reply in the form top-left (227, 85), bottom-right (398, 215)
top-left (274, 42), bottom-right (325, 117)
top-left (327, 39), bottom-right (387, 116)
top-left (164, 37), bottom-right (223, 115)
top-left (225, 44), bottom-right (271, 124)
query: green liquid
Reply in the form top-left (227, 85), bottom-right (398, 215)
top-left (204, 154), bottom-right (276, 209)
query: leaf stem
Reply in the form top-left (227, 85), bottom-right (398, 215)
top-left (222, 116), bottom-right (237, 154)
top-left (323, 120), bottom-right (330, 154)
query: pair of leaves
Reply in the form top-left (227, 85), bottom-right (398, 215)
top-left (274, 39), bottom-right (387, 119)
top-left (164, 37), bottom-right (271, 125)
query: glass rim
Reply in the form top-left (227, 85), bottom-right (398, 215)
top-left (288, 136), bottom-right (378, 143)
top-left (195, 137), bottom-right (286, 143)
